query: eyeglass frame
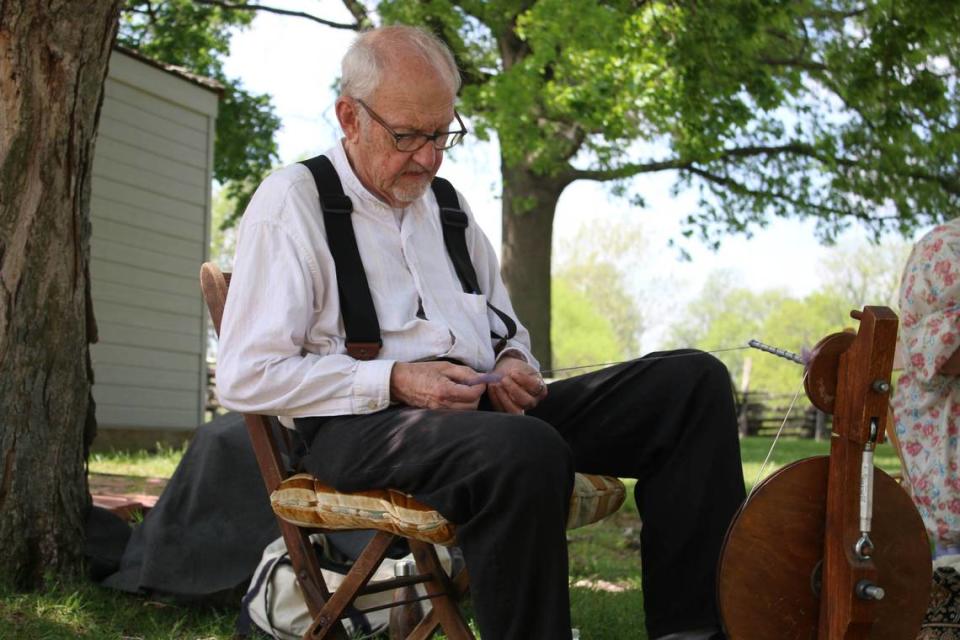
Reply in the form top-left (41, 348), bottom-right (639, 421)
top-left (354, 98), bottom-right (468, 152)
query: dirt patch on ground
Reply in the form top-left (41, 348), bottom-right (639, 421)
top-left (89, 473), bottom-right (168, 520)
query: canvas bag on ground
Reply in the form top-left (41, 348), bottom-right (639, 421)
top-left (240, 533), bottom-right (454, 639)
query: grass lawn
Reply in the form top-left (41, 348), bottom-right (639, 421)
top-left (0, 436), bottom-right (904, 639)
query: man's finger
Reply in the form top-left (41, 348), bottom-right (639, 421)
top-left (498, 375), bottom-right (538, 411)
top-left (529, 375), bottom-right (546, 398)
top-left (506, 370), bottom-right (543, 394)
top-left (490, 384), bottom-right (523, 414)
top-left (444, 379), bottom-right (486, 403)
top-left (524, 373), bottom-right (547, 400)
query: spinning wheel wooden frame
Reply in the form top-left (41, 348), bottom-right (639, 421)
top-left (718, 306), bottom-right (932, 639)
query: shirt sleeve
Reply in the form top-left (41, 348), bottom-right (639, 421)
top-left (898, 226), bottom-right (960, 386)
top-left (215, 196), bottom-right (394, 418)
top-left (458, 195), bottom-right (541, 371)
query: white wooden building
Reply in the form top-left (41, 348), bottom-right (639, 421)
top-left (90, 48), bottom-right (220, 449)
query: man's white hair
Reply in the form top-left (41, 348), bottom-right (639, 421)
top-left (341, 25), bottom-right (461, 101)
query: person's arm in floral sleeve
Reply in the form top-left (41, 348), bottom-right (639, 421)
top-left (899, 225), bottom-right (960, 385)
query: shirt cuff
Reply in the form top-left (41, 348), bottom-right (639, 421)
top-left (496, 347), bottom-right (531, 367)
top-left (351, 359), bottom-right (395, 413)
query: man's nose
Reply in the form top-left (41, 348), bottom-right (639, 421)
top-left (412, 141), bottom-right (441, 169)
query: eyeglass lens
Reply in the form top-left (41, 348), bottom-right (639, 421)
top-left (396, 131), bottom-right (465, 152)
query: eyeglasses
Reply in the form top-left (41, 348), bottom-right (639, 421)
top-left (355, 99), bottom-right (468, 152)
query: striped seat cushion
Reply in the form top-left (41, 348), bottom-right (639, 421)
top-left (271, 472), bottom-right (626, 546)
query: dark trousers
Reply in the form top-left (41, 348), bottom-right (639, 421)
top-left (295, 351), bottom-right (746, 639)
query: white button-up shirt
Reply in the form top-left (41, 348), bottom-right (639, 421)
top-left (216, 142), bottom-right (536, 419)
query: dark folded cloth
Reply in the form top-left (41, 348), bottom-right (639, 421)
top-left (99, 412), bottom-right (282, 600)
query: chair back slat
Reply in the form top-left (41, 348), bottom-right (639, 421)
top-left (200, 262), bottom-right (229, 336)
top-left (199, 262), bottom-right (288, 487)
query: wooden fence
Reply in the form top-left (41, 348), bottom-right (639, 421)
top-left (205, 363), bottom-right (224, 422)
top-left (735, 390), bottom-right (830, 440)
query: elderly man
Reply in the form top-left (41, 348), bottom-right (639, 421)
top-left (217, 24), bottom-right (745, 640)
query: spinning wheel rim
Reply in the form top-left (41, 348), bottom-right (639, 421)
top-left (717, 456), bottom-right (931, 639)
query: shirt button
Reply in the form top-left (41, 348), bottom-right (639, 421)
top-left (367, 400), bottom-right (378, 410)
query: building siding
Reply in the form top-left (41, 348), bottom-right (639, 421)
top-left (90, 50), bottom-right (218, 434)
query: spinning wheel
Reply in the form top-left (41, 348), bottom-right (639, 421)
top-left (719, 307), bottom-right (932, 639)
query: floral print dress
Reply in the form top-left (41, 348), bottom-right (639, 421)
top-left (893, 218), bottom-right (960, 551)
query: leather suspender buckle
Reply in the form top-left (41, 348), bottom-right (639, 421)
top-left (346, 341), bottom-right (382, 360)
top-left (439, 208), bottom-right (468, 228)
top-left (319, 194), bottom-right (353, 214)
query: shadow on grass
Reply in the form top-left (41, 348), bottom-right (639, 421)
top-left (0, 604), bottom-right (84, 640)
top-left (571, 583), bottom-right (646, 640)
top-left (9, 436), bottom-right (895, 638)
top-left (0, 579), bottom-right (236, 639)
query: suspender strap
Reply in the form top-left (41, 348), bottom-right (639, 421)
top-left (431, 177), bottom-right (518, 353)
top-left (432, 177), bottom-right (481, 294)
top-left (300, 155), bottom-right (381, 360)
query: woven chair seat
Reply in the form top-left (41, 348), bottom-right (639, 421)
top-left (272, 472), bottom-right (627, 546)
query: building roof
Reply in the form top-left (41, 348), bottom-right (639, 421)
top-left (114, 45), bottom-right (225, 96)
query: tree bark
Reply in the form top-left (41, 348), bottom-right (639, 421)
top-left (0, 0), bottom-right (122, 587)
top-left (500, 158), bottom-right (569, 372)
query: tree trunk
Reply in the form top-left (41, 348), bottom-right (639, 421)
top-left (0, 0), bottom-right (122, 587)
top-left (500, 158), bottom-right (568, 372)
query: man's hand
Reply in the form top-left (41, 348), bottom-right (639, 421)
top-left (488, 356), bottom-right (547, 414)
top-left (390, 361), bottom-right (487, 410)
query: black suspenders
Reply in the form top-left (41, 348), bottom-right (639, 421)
top-left (300, 154), bottom-right (517, 360)
top-left (300, 155), bottom-right (381, 360)
top-left (432, 177), bottom-right (517, 354)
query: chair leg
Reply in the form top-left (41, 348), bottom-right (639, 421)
top-left (276, 523), bottom-right (350, 639)
top-left (305, 531), bottom-right (396, 640)
top-left (407, 606), bottom-right (441, 640)
top-left (409, 540), bottom-right (475, 640)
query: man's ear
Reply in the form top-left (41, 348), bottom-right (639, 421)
top-left (336, 97), bottom-right (360, 142)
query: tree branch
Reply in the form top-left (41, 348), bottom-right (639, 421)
top-left (809, 6), bottom-right (869, 20)
top-left (759, 56), bottom-right (827, 72)
top-left (909, 169), bottom-right (960, 196)
top-left (192, 0), bottom-right (361, 30)
top-left (145, 0), bottom-right (159, 23)
top-left (808, 72), bottom-right (880, 134)
top-left (566, 143), bottom-right (837, 183)
top-left (568, 157), bottom-right (693, 182)
top-left (559, 126), bottom-right (586, 164)
top-left (568, 140), bottom-right (956, 206)
top-left (497, 1), bottom-right (535, 70)
top-left (339, 0), bottom-right (372, 29)
top-left (457, 1), bottom-right (493, 26)
top-left (685, 166), bottom-right (889, 222)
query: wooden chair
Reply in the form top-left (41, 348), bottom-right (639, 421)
top-left (199, 262), bottom-right (626, 640)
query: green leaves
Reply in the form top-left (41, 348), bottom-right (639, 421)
top-left (118, 0), bottom-right (960, 254)
top-left (383, 0), bottom-right (958, 244)
top-left (667, 237), bottom-right (912, 395)
top-left (119, 0), bottom-right (280, 224)
top-left (214, 82), bottom-right (281, 224)
top-left (551, 278), bottom-right (625, 372)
